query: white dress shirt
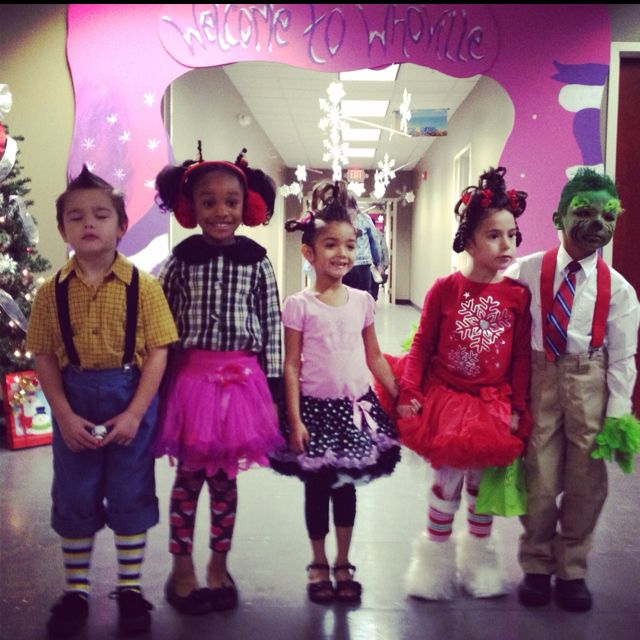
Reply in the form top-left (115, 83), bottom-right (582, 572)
top-left (506, 245), bottom-right (639, 417)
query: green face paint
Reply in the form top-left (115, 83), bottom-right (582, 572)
top-left (560, 189), bottom-right (620, 259)
top-left (603, 198), bottom-right (623, 216)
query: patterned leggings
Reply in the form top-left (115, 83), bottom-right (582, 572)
top-left (169, 467), bottom-right (237, 555)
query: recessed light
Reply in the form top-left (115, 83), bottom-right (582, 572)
top-left (343, 127), bottom-right (381, 142)
top-left (345, 148), bottom-right (376, 158)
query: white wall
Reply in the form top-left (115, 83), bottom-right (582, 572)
top-left (408, 76), bottom-right (514, 306)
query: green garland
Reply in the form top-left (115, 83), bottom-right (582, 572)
top-left (591, 414), bottom-right (640, 474)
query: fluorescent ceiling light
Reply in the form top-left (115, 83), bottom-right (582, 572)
top-left (345, 148), bottom-right (376, 158)
top-left (342, 100), bottom-right (389, 117)
top-left (340, 65), bottom-right (399, 81)
top-left (343, 127), bottom-right (381, 142)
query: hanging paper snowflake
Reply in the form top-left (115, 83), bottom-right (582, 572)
top-left (319, 81), bottom-right (349, 181)
top-left (399, 88), bottom-right (412, 135)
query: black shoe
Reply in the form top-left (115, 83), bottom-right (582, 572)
top-left (209, 573), bottom-right (238, 611)
top-left (554, 578), bottom-right (592, 612)
top-left (47, 592), bottom-right (89, 638)
top-left (164, 580), bottom-right (214, 616)
top-left (110, 588), bottom-right (153, 635)
top-left (518, 573), bottom-right (551, 607)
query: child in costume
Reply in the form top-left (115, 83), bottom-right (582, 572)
top-left (27, 167), bottom-right (178, 638)
top-left (396, 167), bottom-right (531, 600)
top-left (270, 180), bottom-right (400, 604)
top-left (153, 147), bottom-right (284, 615)
top-left (507, 169), bottom-right (640, 612)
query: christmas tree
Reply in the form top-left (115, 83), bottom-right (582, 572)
top-left (0, 109), bottom-right (51, 378)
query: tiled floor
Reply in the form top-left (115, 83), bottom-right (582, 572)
top-left (1, 299), bottom-right (639, 640)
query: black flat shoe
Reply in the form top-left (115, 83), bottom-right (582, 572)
top-left (164, 580), bottom-right (214, 616)
top-left (209, 573), bottom-right (238, 611)
top-left (518, 573), bottom-right (551, 607)
top-left (555, 578), bottom-right (592, 612)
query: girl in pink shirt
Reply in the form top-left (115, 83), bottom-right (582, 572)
top-left (270, 180), bottom-right (400, 605)
top-left (396, 167), bottom-right (531, 601)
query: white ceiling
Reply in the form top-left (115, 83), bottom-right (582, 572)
top-left (223, 62), bottom-right (480, 172)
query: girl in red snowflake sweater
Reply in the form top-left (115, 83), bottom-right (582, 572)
top-left (396, 167), bottom-right (531, 600)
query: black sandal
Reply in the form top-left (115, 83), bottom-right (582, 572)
top-left (332, 563), bottom-right (362, 603)
top-left (306, 563), bottom-right (334, 604)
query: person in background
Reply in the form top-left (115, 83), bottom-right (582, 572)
top-left (342, 192), bottom-right (380, 297)
top-left (370, 227), bottom-right (389, 301)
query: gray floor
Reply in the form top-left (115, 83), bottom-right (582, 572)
top-left (1, 300), bottom-right (639, 640)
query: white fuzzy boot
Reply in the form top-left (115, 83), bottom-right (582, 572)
top-left (456, 531), bottom-right (507, 598)
top-left (405, 533), bottom-right (458, 600)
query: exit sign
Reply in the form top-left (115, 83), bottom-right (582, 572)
top-left (346, 168), bottom-right (365, 182)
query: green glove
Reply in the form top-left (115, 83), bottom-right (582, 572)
top-left (591, 414), bottom-right (640, 474)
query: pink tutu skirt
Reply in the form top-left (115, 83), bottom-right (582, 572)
top-left (154, 350), bottom-right (284, 478)
top-left (399, 377), bottom-right (524, 469)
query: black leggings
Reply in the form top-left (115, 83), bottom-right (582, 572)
top-left (304, 477), bottom-right (356, 540)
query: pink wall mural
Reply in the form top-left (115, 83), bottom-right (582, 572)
top-left (66, 3), bottom-right (611, 264)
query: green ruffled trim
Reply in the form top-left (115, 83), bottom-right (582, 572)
top-left (401, 323), bottom-right (418, 353)
top-left (591, 414), bottom-right (640, 474)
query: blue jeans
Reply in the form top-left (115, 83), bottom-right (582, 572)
top-left (51, 367), bottom-right (159, 537)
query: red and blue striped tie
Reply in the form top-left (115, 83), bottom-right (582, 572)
top-left (544, 261), bottom-right (581, 360)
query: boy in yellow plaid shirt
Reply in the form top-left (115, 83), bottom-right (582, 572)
top-left (27, 166), bottom-right (177, 638)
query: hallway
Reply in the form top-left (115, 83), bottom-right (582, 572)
top-left (1, 301), bottom-right (638, 640)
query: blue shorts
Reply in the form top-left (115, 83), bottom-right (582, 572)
top-left (51, 367), bottom-right (159, 537)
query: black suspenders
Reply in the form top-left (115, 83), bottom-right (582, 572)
top-left (55, 266), bottom-right (139, 369)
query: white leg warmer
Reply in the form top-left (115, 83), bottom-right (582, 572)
top-left (405, 533), bottom-right (457, 600)
top-left (456, 531), bottom-right (507, 598)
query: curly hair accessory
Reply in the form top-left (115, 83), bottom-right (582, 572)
top-left (235, 147), bottom-right (276, 227)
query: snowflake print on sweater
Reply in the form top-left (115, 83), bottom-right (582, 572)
top-left (447, 344), bottom-right (480, 378)
top-left (455, 294), bottom-right (513, 353)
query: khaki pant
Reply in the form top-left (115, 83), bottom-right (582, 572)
top-left (518, 350), bottom-right (608, 580)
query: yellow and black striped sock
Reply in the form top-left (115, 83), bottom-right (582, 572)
top-left (114, 532), bottom-right (147, 593)
top-left (62, 536), bottom-right (94, 596)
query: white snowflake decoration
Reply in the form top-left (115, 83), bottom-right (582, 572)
top-left (455, 295), bottom-right (512, 353)
top-left (106, 113), bottom-right (118, 125)
top-left (147, 139), bottom-right (160, 152)
top-left (399, 88), bottom-right (412, 135)
top-left (373, 153), bottom-right (396, 198)
top-left (447, 345), bottom-right (480, 378)
top-left (119, 131), bottom-right (131, 144)
top-left (348, 181), bottom-right (366, 196)
top-left (295, 165), bottom-right (307, 183)
top-left (81, 138), bottom-right (95, 151)
top-left (319, 81), bottom-right (349, 181)
top-left (143, 93), bottom-right (155, 107)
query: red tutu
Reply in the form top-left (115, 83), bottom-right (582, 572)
top-left (398, 378), bottom-right (523, 469)
top-left (154, 350), bottom-right (284, 478)
top-left (373, 353), bottom-right (408, 420)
